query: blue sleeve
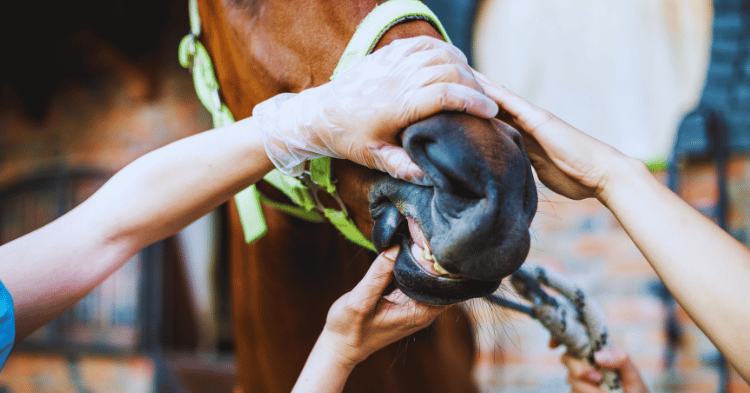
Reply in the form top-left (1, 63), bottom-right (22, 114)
top-left (0, 279), bottom-right (15, 371)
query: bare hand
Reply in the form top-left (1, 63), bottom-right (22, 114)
top-left (322, 245), bottom-right (448, 366)
top-left (562, 348), bottom-right (650, 393)
top-left (473, 71), bottom-right (633, 201)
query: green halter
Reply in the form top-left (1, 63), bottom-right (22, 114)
top-left (178, 0), bottom-right (450, 252)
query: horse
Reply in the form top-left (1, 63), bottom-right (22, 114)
top-left (195, 1), bottom-right (538, 391)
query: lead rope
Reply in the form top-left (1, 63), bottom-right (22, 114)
top-left (486, 263), bottom-right (624, 392)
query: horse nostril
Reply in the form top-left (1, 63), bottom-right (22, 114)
top-left (404, 119), bottom-right (485, 201)
top-left (403, 114), bottom-right (489, 202)
top-left (423, 141), bottom-right (483, 200)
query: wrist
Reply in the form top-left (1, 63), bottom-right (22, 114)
top-left (596, 155), bottom-right (651, 208)
top-left (254, 92), bottom-right (309, 176)
top-left (314, 329), bottom-right (360, 373)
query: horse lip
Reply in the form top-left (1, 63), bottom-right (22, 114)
top-left (391, 233), bottom-right (502, 306)
top-left (372, 204), bottom-right (463, 280)
top-left (371, 200), bottom-right (464, 279)
top-left (371, 203), bottom-right (406, 252)
top-left (403, 235), bottom-right (469, 282)
top-left (370, 179), bottom-right (504, 304)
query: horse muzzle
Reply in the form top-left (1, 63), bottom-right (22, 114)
top-left (370, 112), bottom-right (537, 305)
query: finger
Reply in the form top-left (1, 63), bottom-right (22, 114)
top-left (593, 348), bottom-right (627, 369)
top-left (472, 70), bottom-right (555, 132)
top-left (562, 353), bottom-right (603, 384)
top-left (348, 246), bottom-right (400, 309)
top-left (408, 63), bottom-right (481, 91)
top-left (520, 134), bottom-right (554, 167)
top-left (369, 144), bottom-right (432, 185)
top-left (407, 83), bottom-right (499, 120)
top-left (594, 349), bottom-right (644, 388)
top-left (378, 297), bottom-right (447, 329)
top-left (388, 36), bottom-right (468, 64)
top-left (384, 288), bottom-right (411, 305)
top-left (567, 376), bottom-right (605, 393)
top-left (397, 47), bottom-right (471, 73)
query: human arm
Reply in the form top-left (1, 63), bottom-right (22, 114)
top-left (0, 119), bottom-right (275, 340)
top-left (562, 348), bottom-right (649, 393)
top-left (292, 246), bottom-right (448, 393)
top-left (0, 38), bottom-right (495, 342)
top-left (475, 73), bottom-right (750, 381)
top-left (257, 36), bottom-right (498, 185)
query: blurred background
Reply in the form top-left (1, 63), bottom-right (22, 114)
top-left (0, 0), bottom-right (747, 392)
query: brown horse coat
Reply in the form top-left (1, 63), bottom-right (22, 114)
top-left (197, 1), bottom-right (498, 391)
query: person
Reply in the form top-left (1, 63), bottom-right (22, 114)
top-left (0, 36), bottom-right (497, 374)
top-left (473, 71), bottom-right (750, 389)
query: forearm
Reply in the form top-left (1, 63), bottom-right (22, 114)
top-left (94, 117), bottom-right (273, 251)
top-left (292, 331), bottom-right (355, 393)
top-left (0, 117), bottom-right (273, 340)
top-left (600, 158), bottom-right (750, 381)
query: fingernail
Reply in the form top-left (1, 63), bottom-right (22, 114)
top-left (585, 370), bottom-right (603, 383)
top-left (594, 351), bottom-right (612, 366)
top-left (407, 170), bottom-right (433, 186)
top-left (482, 97), bottom-right (500, 118)
top-left (384, 246), bottom-right (400, 260)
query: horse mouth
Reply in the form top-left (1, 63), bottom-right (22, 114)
top-left (372, 202), bottom-right (503, 306)
top-left (405, 216), bottom-right (464, 279)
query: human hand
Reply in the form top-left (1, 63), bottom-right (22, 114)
top-left (256, 36), bottom-right (499, 185)
top-left (473, 71), bottom-right (636, 201)
top-left (321, 245), bottom-right (449, 367)
top-left (562, 348), bottom-right (650, 393)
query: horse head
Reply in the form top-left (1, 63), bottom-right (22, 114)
top-left (199, 0), bottom-right (537, 305)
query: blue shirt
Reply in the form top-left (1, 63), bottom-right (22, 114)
top-left (0, 279), bottom-right (14, 370)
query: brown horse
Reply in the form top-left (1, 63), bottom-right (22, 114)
top-left (196, 1), bottom-right (538, 392)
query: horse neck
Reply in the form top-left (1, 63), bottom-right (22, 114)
top-left (198, 0), bottom-right (444, 119)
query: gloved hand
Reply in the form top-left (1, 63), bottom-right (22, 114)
top-left (255, 36), bottom-right (498, 184)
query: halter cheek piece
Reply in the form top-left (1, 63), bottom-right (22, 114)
top-left (178, 0), bottom-right (449, 252)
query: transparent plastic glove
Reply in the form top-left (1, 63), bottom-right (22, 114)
top-left (255, 36), bottom-right (499, 184)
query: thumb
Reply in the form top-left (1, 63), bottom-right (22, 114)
top-left (348, 245), bottom-right (401, 309)
top-left (369, 144), bottom-right (431, 185)
top-left (594, 348), bottom-right (645, 390)
top-left (593, 348), bottom-right (629, 369)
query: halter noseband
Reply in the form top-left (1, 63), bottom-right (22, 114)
top-left (178, 0), bottom-right (450, 251)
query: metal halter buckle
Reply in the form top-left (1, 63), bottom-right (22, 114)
top-left (184, 34), bottom-right (197, 72)
top-left (297, 171), bottom-right (347, 215)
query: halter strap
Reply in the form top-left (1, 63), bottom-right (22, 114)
top-left (178, 0), bottom-right (450, 252)
top-left (331, 0), bottom-right (450, 79)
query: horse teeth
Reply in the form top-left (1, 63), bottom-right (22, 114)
top-left (421, 247), bottom-right (450, 275)
top-left (433, 261), bottom-right (450, 275)
top-left (421, 247), bottom-right (435, 262)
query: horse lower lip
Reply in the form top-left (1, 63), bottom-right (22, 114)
top-left (392, 234), bottom-right (501, 306)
